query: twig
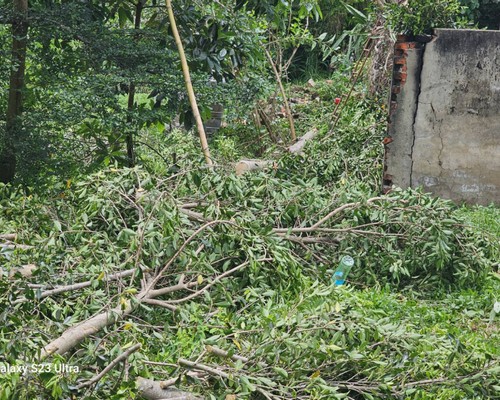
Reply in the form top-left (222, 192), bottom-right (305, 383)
top-left (148, 280), bottom-right (199, 298)
top-left (179, 358), bottom-right (230, 379)
top-left (13, 269), bottom-right (136, 305)
top-left (167, 258), bottom-right (272, 304)
top-left (76, 343), bottom-right (141, 389)
top-left (145, 220), bottom-right (235, 294)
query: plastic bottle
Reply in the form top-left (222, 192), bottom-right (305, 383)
top-left (333, 256), bottom-right (354, 286)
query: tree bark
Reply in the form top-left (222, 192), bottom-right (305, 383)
top-left (165, 0), bottom-right (213, 166)
top-left (40, 291), bottom-right (147, 359)
top-left (0, 0), bottom-right (28, 183)
top-left (136, 377), bottom-right (202, 400)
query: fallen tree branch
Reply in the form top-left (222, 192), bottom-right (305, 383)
top-left (179, 358), bottom-right (229, 379)
top-left (235, 129), bottom-right (317, 175)
top-left (148, 280), bottom-right (199, 298)
top-left (206, 345), bottom-right (249, 363)
top-left (40, 289), bottom-right (148, 359)
top-left (288, 128), bottom-right (318, 154)
top-left (76, 343), bottom-right (141, 389)
top-left (40, 251), bottom-right (265, 360)
top-left (179, 358), bottom-right (280, 400)
top-left (136, 377), bottom-right (202, 400)
top-left (235, 159), bottom-right (273, 176)
top-left (0, 233), bottom-right (16, 241)
top-left (276, 235), bottom-right (340, 244)
top-left (13, 269), bottom-right (136, 305)
top-left (2, 264), bottom-right (37, 280)
top-left (273, 196), bottom-right (388, 234)
top-left (142, 298), bottom-right (177, 312)
top-left (0, 242), bottom-right (33, 250)
top-left (179, 207), bottom-right (214, 223)
top-left (145, 220), bottom-right (235, 294)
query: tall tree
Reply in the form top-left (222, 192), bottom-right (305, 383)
top-left (0, 0), bottom-right (28, 183)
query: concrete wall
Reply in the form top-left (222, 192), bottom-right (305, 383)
top-left (384, 29), bottom-right (500, 205)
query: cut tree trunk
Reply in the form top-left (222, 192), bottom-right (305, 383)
top-left (288, 128), bottom-right (318, 154)
top-left (235, 159), bottom-right (273, 176)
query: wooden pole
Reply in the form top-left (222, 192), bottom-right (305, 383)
top-left (165, 0), bottom-right (213, 166)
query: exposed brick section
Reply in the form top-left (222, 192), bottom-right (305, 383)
top-left (394, 41), bottom-right (419, 50)
top-left (383, 35), bottom-right (424, 194)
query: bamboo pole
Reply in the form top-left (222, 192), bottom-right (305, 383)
top-left (165, 0), bottom-right (213, 166)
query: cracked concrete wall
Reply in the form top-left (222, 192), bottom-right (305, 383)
top-left (384, 29), bottom-right (500, 205)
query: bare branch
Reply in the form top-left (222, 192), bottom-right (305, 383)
top-left (179, 208), bottom-right (213, 223)
top-left (76, 343), bottom-right (141, 389)
top-left (144, 220), bottom-right (235, 295)
top-left (148, 280), bottom-right (198, 298)
top-left (206, 345), bottom-right (249, 363)
top-left (12, 269), bottom-right (136, 305)
top-left (142, 298), bottom-right (177, 311)
top-left (137, 377), bottom-right (202, 400)
top-left (178, 358), bottom-right (229, 379)
top-left (168, 258), bottom-right (272, 304)
top-left (273, 196), bottom-right (389, 234)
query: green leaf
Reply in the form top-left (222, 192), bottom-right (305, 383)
top-left (53, 220), bottom-right (62, 232)
top-left (273, 367), bottom-right (288, 378)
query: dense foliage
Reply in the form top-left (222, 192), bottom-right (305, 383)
top-left (0, 1), bottom-right (498, 399)
top-left (1, 75), bottom-right (499, 398)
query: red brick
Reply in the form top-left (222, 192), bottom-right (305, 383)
top-left (394, 72), bottom-right (407, 81)
top-left (395, 42), bottom-right (417, 50)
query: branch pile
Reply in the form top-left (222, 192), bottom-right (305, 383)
top-left (0, 167), bottom-right (496, 399)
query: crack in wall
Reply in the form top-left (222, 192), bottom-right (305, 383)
top-left (409, 44), bottom-right (426, 187)
top-left (431, 102), bottom-right (445, 175)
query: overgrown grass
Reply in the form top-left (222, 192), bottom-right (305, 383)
top-left (457, 205), bottom-right (500, 237)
